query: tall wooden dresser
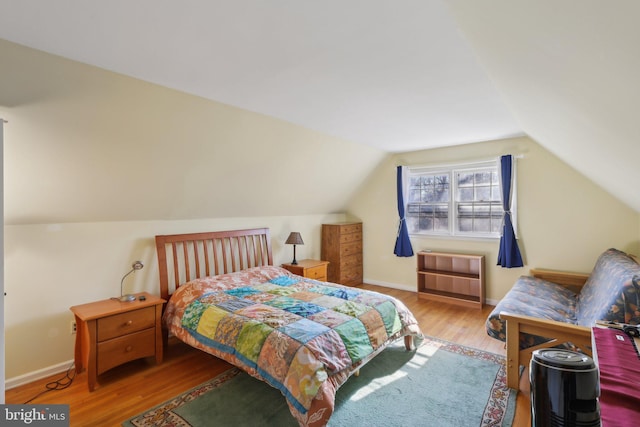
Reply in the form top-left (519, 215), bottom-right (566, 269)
top-left (321, 222), bottom-right (363, 286)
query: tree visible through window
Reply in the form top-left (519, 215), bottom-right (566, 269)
top-left (407, 173), bottom-right (450, 233)
top-left (406, 161), bottom-right (510, 238)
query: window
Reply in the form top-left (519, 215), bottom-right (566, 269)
top-left (406, 160), bottom-right (512, 238)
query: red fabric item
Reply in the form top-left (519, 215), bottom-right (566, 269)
top-left (593, 327), bottom-right (640, 427)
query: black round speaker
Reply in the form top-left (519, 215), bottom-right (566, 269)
top-left (530, 349), bottom-right (600, 427)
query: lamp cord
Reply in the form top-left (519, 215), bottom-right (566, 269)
top-left (23, 362), bottom-right (76, 404)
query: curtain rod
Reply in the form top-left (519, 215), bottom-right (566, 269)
top-left (397, 154), bottom-right (524, 169)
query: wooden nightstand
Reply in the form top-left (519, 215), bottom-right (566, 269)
top-left (281, 259), bottom-right (329, 282)
top-left (70, 292), bottom-right (165, 391)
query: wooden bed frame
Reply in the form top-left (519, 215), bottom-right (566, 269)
top-left (155, 228), bottom-right (273, 302)
top-left (154, 227), bottom-right (419, 425)
top-left (155, 227), bottom-right (414, 353)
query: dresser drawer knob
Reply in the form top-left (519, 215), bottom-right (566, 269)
top-left (125, 320), bottom-right (133, 326)
top-left (125, 345), bottom-right (133, 352)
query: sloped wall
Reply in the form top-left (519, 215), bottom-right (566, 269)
top-left (1, 40), bottom-right (385, 382)
top-left (0, 39), bottom-right (386, 225)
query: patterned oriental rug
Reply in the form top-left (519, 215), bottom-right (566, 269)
top-left (123, 336), bottom-right (516, 427)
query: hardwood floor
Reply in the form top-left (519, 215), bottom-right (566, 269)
top-left (6, 284), bottom-right (531, 426)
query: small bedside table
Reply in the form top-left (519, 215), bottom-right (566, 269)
top-left (70, 292), bottom-right (165, 391)
top-left (281, 259), bottom-right (329, 281)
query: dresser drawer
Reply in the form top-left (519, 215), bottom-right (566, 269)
top-left (305, 265), bottom-right (327, 281)
top-left (340, 241), bottom-right (362, 257)
top-left (338, 223), bottom-right (362, 235)
top-left (341, 267), bottom-right (363, 285)
top-left (97, 307), bottom-right (156, 342)
top-left (338, 231), bottom-right (362, 244)
top-left (97, 328), bottom-right (156, 375)
top-left (340, 253), bottom-right (363, 270)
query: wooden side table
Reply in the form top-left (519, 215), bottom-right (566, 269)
top-left (70, 292), bottom-right (165, 391)
top-left (281, 259), bottom-right (329, 282)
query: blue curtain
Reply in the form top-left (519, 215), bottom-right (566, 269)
top-left (497, 155), bottom-right (524, 268)
top-left (394, 166), bottom-right (414, 257)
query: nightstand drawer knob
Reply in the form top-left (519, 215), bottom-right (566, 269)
top-left (125, 345), bottom-right (133, 352)
top-left (125, 320), bottom-right (133, 326)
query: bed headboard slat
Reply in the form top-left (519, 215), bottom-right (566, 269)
top-left (155, 228), bottom-right (273, 301)
top-left (171, 242), bottom-right (180, 287)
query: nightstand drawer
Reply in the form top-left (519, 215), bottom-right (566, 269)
top-left (281, 259), bottom-right (329, 281)
top-left (306, 265), bottom-right (327, 281)
top-left (97, 328), bottom-right (156, 375)
top-left (97, 307), bottom-right (155, 341)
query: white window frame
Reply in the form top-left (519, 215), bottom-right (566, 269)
top-left (405, 159), bottom-right (517, 240)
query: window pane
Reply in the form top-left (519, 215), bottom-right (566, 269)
top-left (475, 171), bottom-right (491, 185)
top-left (458, 187), bottom-right (473, 201)
top-left (407, 164), bottom-right (512, 237)
top-left (459, 218), bottom-right (472, 232)
top-left (491, 217), bottom-right (502, 233)
top-left (435, 184), bottom-right (449, 202)
top-left (434, 217), bottom-right (448, 232)
top-left (406, 216), bottom-right (420, 233)
top-left (408, 189), bottom-right (421, 203)
top-left (458, 172), bottom-right (473, 187)
top-left (475, 186), bottom-right (491, 201)
top-left (420, 217), bottom-right (433, 231)
top-left (474, 218), bottom-right (491, 232)
top-left (491, 185), bottom-right (501, 201)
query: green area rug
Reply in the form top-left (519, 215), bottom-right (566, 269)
top-left (123, 336), bottom-right (516, 427)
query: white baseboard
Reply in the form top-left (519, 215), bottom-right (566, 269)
top-left (5, 360), bottom-right (74, 391)
top-left (363, 278), bottom-right (414, 292)
top-left (485, 298), bottom-right (499, 306)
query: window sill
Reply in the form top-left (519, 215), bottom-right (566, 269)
top-left (409, 233), bottom-right (500, 243)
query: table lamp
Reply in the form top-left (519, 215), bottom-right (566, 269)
top-left (285, 232), bottom-right (304, 265)
top-left (120, 260), bottom-right (144, 302)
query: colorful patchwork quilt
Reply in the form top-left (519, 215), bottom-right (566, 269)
top-left (163, 265), bottom-right (422, 427)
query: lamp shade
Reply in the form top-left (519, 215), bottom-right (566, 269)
top-left (285, 232), bottom-right (304, 245)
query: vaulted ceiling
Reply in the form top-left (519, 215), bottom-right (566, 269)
top-left (0, 0), bottom-right (638, 211)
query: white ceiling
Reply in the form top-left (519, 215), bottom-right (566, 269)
top-left (0, 0), bottom-right (523, 152)
top-left (0, 0), bottom-right (638, 211)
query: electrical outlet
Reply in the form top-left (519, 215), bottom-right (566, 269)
top-left (71, 321), bottom-right (77, 334)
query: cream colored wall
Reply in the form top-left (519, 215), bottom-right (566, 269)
top-left (0, 40), bottom-right (387, 384)
top-left (4, 215), bottom-right (345, 384)
top-left (347, 136), bottom-right (640, 302)
top-left (0, 39), bottom-right (386, 225)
